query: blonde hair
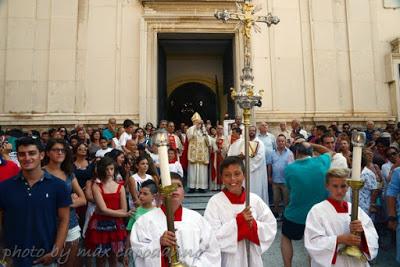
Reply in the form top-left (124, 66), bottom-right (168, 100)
top-left (325, 168), bottom-right (350, 184)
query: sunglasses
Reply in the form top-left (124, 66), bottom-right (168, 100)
top-left (387, 152), bottom-right (398, 157)
top-left (50, 148), bottom-right (66, 154)
top-left (331, 184), bottom-right (347, 189)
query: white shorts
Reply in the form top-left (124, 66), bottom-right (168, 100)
top-left (65, 225), bottom-right (81, 242)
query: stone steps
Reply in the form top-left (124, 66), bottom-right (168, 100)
top-left (182, 191), bottom-right (217, 215)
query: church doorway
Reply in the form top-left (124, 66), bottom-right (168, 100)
top-left (167, 82), bottom-right (217, 126)
top-left (157, 33), bottom-right (235, 126)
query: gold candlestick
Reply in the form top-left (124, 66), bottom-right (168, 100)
top-left (341, 131), bottom-right (367, 261)
top-left (159, 185), bottom-right (187, 267)
top-left (341, 179), bottom-right (366, 261)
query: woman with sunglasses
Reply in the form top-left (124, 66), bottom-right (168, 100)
top-left (73, 142), bottom-right (95, 189)
top-left (43, 138), bottom-right (87, 267)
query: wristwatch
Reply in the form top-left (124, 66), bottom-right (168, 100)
top-left (388, 216), bottom-right (397, 222)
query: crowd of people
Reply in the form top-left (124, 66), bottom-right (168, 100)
top-left (0, 114), bottom-right (399, 266)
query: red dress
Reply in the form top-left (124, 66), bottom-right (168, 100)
top-left (85, 183), bottom-right (127, 254)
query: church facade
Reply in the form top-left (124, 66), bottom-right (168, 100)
top-left (0, 0), bottom-right (400, 127)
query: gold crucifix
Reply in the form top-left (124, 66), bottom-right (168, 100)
top-left (215, 1), bottom-right (279, 67)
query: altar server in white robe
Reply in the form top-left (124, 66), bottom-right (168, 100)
top-left (131, 173), bottom-right (221, 267)
top-left (204, 156), bottom-right (277, 267)
top-left (227, 126), bottom-right (268, 204)
top-left (304, 168), bottom-right (379, 267)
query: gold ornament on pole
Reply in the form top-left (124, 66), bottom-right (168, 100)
top-left (153, 129), bottom-right (187, 267)
top-left (215, 0), bottom-right (279, 265)
top-left (341, 131), bottom-right (367, 261)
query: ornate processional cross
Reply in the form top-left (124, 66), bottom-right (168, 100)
top-left (215, 1), bottom-right (280, 105)
top-left (214, 2), bottom-right (279, 264)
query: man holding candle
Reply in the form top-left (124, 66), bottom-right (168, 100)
top-left (304, 168), bottom-right (379, 267)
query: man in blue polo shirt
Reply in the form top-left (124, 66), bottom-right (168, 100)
top-left (267, 134), bottom-right (294, 219)
top-left (281, 139), bottom-right (334, 267)
top-left (0, 137), bottom-right (71, 267)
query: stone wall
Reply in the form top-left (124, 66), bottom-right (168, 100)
top-left (0, 0), bottom-right (399, 127)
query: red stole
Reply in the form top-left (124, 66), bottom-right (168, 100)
top-left (180, 138), bottom-right (189, 171)
top-left (326, 198), bottom-right (370, 264)
top-left (327, 198), bottom-right (348, 213)
top-left (211, 137), bottom-right (224, 183)
top-left (160, 205), bottom-right (183, 267)
top-left (223, 189), bottom-right (260, 245)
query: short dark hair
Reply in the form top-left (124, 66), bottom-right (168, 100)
top-left (97, 156), bottom-right (116, 179)
top-left (123, 119), bottom-right (134, 129)
top-left (141, 179), bottom-right (158, 194)
top-left (232, 127), bottom-right (242, 135)
top-left (219, 156), bottom-right (245, 176)
top-left (170, 172), bottom-right (183, 183)
top-left (277, 134), bottom-right (286, 140)
top-left (321, 132), bottom-right (335, 143)
top-left (291, 143), bottom-right (313, 157)
top-left (16, 137), bottom-right (43, 152)
top-left (316, 125), bottom-right (327, 133)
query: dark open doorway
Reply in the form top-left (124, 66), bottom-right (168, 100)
top-left (157, 33), bottom-right (235, 126)
top-left (167, 82), bottom-right (217, 126)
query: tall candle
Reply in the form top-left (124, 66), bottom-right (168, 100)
top-left (351, 146), bottom-right (362, 181)
top-left (158, 145), bottom-right (172, 186)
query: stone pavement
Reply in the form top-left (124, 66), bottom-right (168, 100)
top-left (262, 222), bottom-right (398, 267)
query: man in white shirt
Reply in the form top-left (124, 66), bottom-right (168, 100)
top-left (291, 119), bottom-right (308, 140)
top-left (321, 133), bottom-right (348, 169)
top-left (119, 119), bottom-right (135, 154)
top-left (95, 137), bottom-right (112, 158)
top-left (257, 122), bottom-right (276, 160)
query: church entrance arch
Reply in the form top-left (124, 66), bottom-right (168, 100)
top-left (167, 82), bottom-right (217, 126)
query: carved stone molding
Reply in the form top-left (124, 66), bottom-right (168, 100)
top-left (391, 38), bottom-right (400, 54)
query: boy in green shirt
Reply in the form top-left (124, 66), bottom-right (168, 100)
top-left (127, 179), bottom-right (158, 230)
top-left (125, 180), bottom-right (157, 266)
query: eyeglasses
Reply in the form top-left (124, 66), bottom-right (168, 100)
top-left (387, 152), bottom-right (398, 157)
top-left (50, 148), bottom-right (66, 154)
